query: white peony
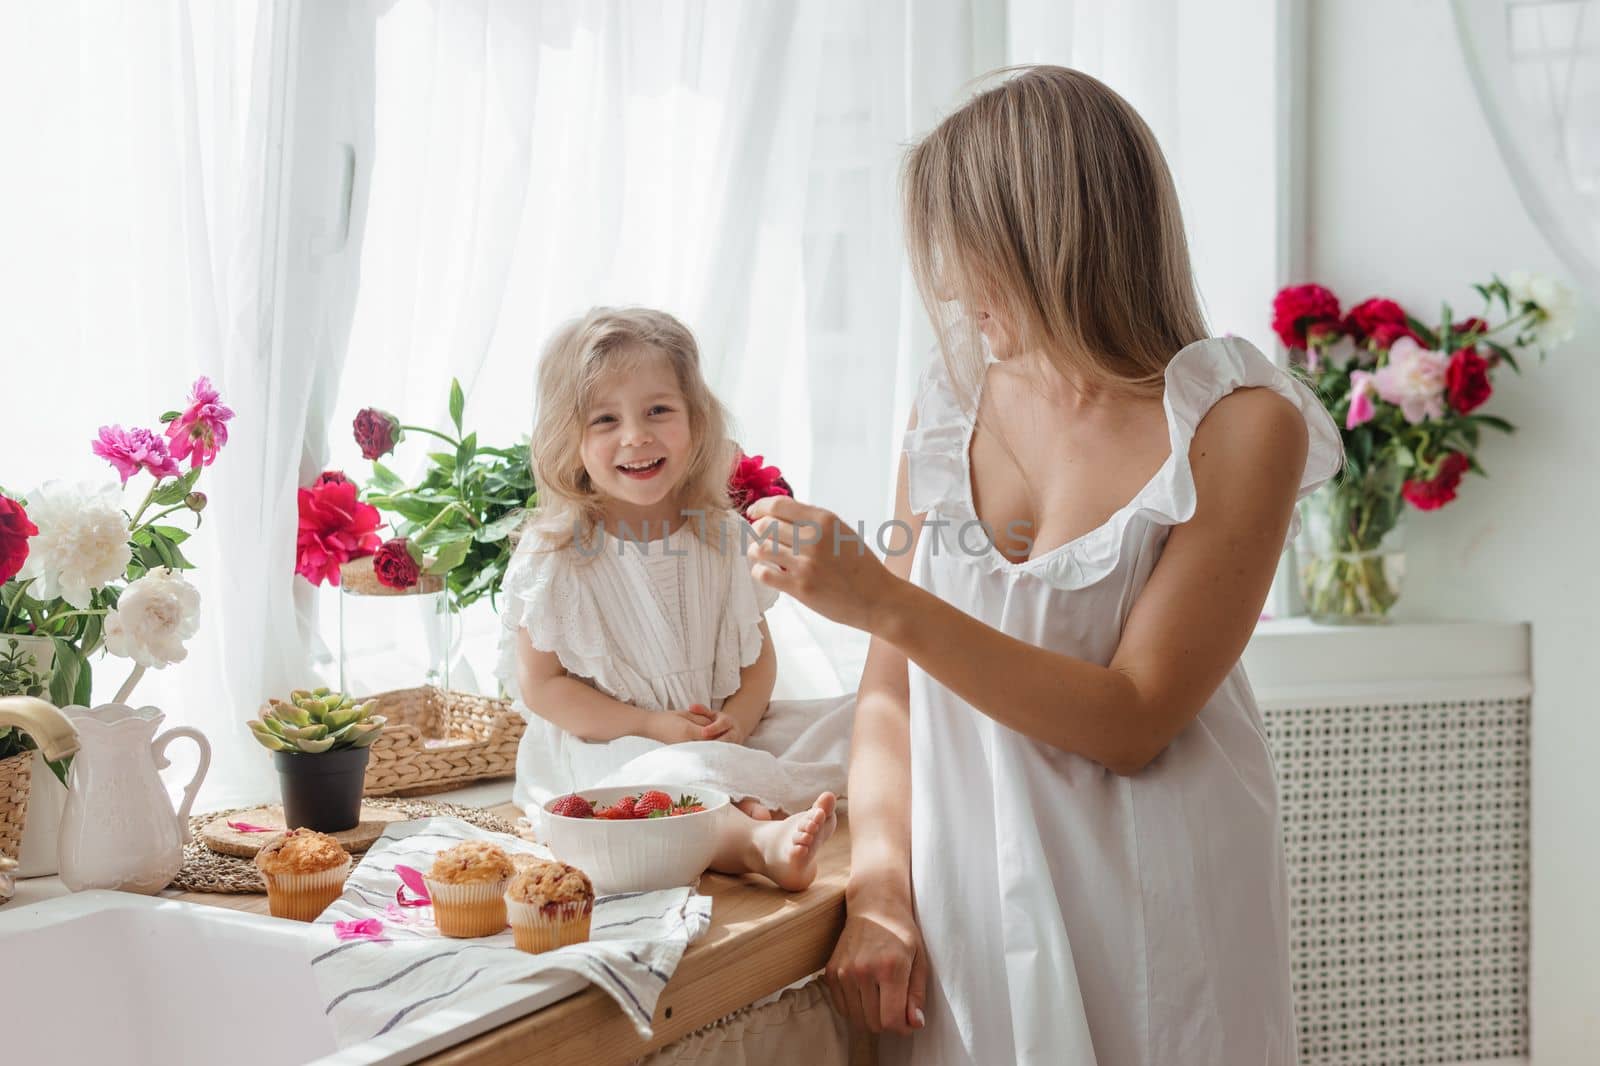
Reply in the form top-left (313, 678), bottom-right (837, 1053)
top-left (1506, 270), bottom-right (1576, 350)
top-left (14, 480), bottom-right (133, 609)
top-left (103, 568), bottom-right (201, 668)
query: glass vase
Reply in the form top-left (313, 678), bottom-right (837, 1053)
top-left (1296, 463), bottom-right (1407, 624)
top-left (337, 558), bottom-right (454, 696)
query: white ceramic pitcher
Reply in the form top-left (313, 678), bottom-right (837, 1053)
top-left (56, 703), bottom-right (210, 894)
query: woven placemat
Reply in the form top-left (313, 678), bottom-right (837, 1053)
top-left (170, 797), bottom-right (520, 894)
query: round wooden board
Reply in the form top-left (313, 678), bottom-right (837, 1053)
top-left (199, 804), bottom-right (409, 859)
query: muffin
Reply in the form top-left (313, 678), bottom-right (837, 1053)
top-left (255, 829), bottom-right (351, 922)
top-left (505, 860), bottom-right (594, 954)
top-left (425, 841), bottom-right (517, 937)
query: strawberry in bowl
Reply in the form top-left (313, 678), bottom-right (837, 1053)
top-left (537, 784), bottom-right (729, 893)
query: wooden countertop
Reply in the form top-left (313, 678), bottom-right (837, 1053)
top-left (173, 802), bottom-right (870, 1064)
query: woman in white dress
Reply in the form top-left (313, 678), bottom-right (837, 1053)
top-left (745, 67), bottom-right (1341, 1064)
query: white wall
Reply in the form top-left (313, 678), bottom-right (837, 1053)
top-left (1309, 1), bottom-right (1600, 1061)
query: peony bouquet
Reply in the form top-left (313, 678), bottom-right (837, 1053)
top-left (0, 378), bottom-right (231, 766)
top-left (1272, 272), bottom-right (1572, 620)
top-left (296, 380), bottom-right (538, 617)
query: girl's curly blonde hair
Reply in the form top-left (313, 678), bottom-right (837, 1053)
top-left (524, 306), bottom-right (735, 554)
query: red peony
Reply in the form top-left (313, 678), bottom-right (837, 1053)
top-left (315, 470), bottom-right (352, 487)
top-left (1445, 348), bottom-right (1492, 413)
top-left (728, 450), bottom-right (793, 519)
top-left (353, 408), bottom-right (404, 461)
top-left (373, 537), bottom-right (421, 590)
top-left (0, 495), bottom-right (39, 585)
top-left (1271, 284), bottom-right (1342, 350)
top-left (1343, 298), bottom-right (1415, 350)
top-left (296, 474), bottom-right (383, 586)
top-left (1402, 452), bottom-right (1471, 511)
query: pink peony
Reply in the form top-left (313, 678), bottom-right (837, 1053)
top-left (92, 425), bottom-right (182, 484)
top-left (164, 376), bottom-right (235, 470)
top-left (1371, 337), bottom-right (1448, 424)
top-left (0, 495), bottom-right (38, 585)
top-left (295, 475), bottom-right (382, 586)
top-left (1345, 370), bottom-right (1379, 430)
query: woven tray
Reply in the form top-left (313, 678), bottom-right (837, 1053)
top-left (171, 797), bottom-right (521, 894)
top-left (360, 686), bottom-right (525, 797)
top-left (0, 750), bottom-right (32, 862)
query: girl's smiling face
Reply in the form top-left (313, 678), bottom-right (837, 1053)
top-left (580, 348), bottom-right (693, 522)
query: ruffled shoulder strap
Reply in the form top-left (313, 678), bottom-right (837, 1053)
top-left (494, 538), bottom-right (618, 701)
top-left (901, 357), bottom-right (976, 516)
top-left (1158, 335), bottom-right (1344, 529)
top-left (1025, 336), bottom-right (1342, 590)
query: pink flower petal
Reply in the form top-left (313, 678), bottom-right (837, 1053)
top-left (227, 820), bottom-right (277, 833)
top-left (334, 918), bottom-right (386, 941)
top-left (393, 864), bottom-right (431, 906)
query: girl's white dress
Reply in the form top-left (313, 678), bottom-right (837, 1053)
top-left (496, 519), bottom-right (855, 815)
top-left (881, 337), bottom-right (1342, 1066)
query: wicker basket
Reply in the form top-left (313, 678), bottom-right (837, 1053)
top-left (0, 749), bottom-right (34, 862)
top-left (359, 687), bottom-right (524, 797)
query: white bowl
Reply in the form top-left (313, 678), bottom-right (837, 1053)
top-left (537, 784), bottom-right (730, 894)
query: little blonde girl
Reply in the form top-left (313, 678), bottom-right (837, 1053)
top-left (496, 306), bottom-right (851, 891)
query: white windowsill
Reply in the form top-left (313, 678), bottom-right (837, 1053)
top-left (1244, 618), bottom-right (1532, 707)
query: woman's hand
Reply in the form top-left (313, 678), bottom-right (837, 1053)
top-left (825, 879), bottom-right (930, 1036)
top-left (644, 706), bottom-right (727, 744)
top-left (746, 497), bottom-right (906, 633)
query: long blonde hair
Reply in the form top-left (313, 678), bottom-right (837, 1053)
top-left (526, 307), bottom-right (735, 553)
top-left (903, 65), bottom-right (1207, 395)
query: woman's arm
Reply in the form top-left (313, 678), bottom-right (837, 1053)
top-left (822, 446), bottom-right (931, 1036)
top-left (750, 387), bottom-right (1309, 775)
top-left (513, 633), bottom-right (722, 744)
top-left (710, 621), bottom-right (777, 743)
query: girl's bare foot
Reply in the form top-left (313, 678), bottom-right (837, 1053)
top-left (753, 792), bottom-right (837, 891)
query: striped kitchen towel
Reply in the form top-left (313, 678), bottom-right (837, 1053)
top-left (309, 817), bottom-right (713, 1048)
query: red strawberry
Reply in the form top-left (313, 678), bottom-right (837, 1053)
top-left (550, 794), bottom-right (594, 819)
top-left (612, 795), bottom-right (638, 820)
top-left (636, 790), bottom-right (673, 816)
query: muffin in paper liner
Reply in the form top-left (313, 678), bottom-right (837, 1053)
top-left (506, 897), bottom-right (593, 954)
top-left (424, 876), bottom-right (511, 938)
top-left (263, 856), bottom-right (352, 922)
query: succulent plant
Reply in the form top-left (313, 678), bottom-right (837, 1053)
top-left (249, 687), bottom-right (385, 754)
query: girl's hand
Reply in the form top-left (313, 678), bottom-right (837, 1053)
top-left (825, 879), bottom-right (930, 1036)
top-left (696, 710), bottom-right (746, 745)
top-left (646, 706), bottom-right (725, 744)
top-left (746, 497), bottom-right (905, 633)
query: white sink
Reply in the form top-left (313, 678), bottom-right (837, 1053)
top-left (0, 891), bottom-right (586, 1065)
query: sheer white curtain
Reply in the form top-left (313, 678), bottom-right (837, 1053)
top-left (328, 0), bottom-right (988, 689)
top-left (1, 1), bottom-right (383, 808)
top-left (1454, 0), bottom-right (1600, 295)
top-left (0, 1), bottom-right (288, 807)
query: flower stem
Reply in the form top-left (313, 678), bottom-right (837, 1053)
top-left (130, 503), bottom-right (193, 534)
top-left (3, 578), bottom-right (32, 631)
top-left (400, 424), bottom-right (460, 449)
top-left (127, 482), bottom-right (161, 527)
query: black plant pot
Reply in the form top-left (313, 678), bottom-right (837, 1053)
top-left (273, 746), bottom-right (370, 832)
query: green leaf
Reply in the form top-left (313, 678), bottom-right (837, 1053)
top-left (474, 509), bottom-right (526, 543)
top-left (1472, 413), bottom-right (1515, 434)
top-left (449, 379), bottom-right (465, 434)
top-left (159, 410), bottom-right (182, 424)
top-left (151, 524), bottom-right (191, 545)
top-left (1404, 316), bottom-right (1439, 349)
top-left (1484, 341), bottom-right (1521, 373)
top-left (456, 431), bottom-right (477, 469)
top-left (423, 538), bottom-right (471, 576)
top-left (369, 462), bottom-right (405, 492)
top-left (150, 467), bottom-right (203, 507)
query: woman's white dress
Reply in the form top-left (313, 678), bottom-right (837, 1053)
top-left (881, 337), bottom-right (1342, 1066)
top-left (496, 520), bottom-right (855, 816)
